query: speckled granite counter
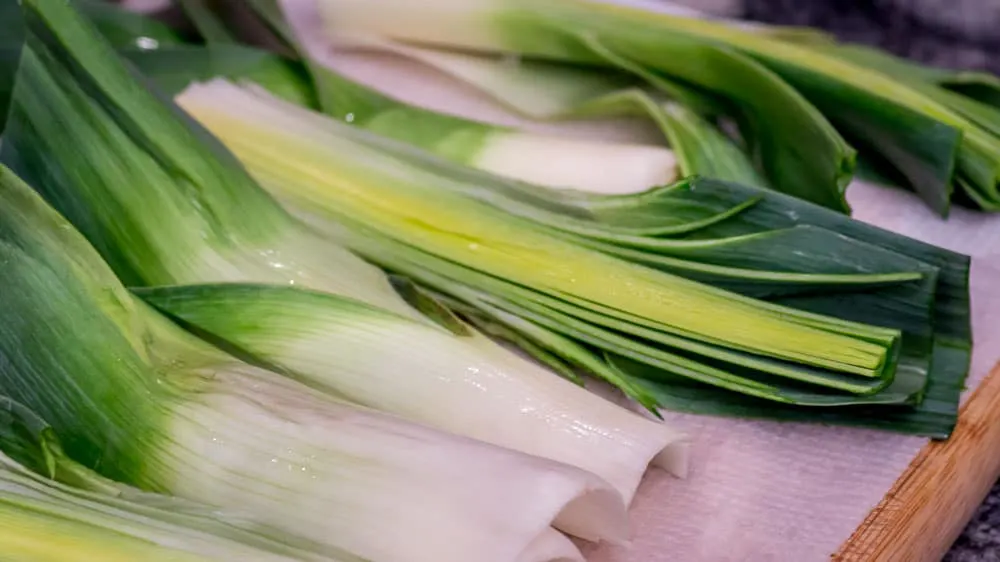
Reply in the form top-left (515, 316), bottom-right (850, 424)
top-left (741, 2), bottom-right (1000, 560)
top-left (744, 0), bottom-right (999, 73)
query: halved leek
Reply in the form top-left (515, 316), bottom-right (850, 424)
top-left (0, 159), bottom-right (625, 562)
top-left (137, 282), bottom-right (688, 502)
top-left (178, 81), bottom-right (912, 400)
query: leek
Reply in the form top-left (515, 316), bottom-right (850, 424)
top-left (321, 38), bottom-right (765, 187)
top-left (304, 60), bottom-right (680, 193)
top-left (316, 0), bottom-right (853, 211)
top-left (5, 0), bottom-right (689, 506)
top-left (178, 82), bottom-right (953, 413)
top-left (316, 0), bottom-right (1000, 215)
top-left (177, 78), bottom-right (971, 436)
top-left (175, 0), bottom-right (684, 193)
top-left (0, 400), bottom-right (335, 562)
top-left (0, 161), bottom-right (626, 561)
top-left (137, 282), bottom-right (688, 502)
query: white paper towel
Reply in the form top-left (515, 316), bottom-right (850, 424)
top-left (277, 2), bottom-right (1000, 559)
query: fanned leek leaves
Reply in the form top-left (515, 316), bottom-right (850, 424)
top-left (178, 80), bottom-right (970, 437)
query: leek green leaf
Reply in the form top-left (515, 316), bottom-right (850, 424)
top-left (73, 0), bottom-right (183, 50)
top-left (0, 0), bottom-right (23, 131)
top-left (176, 0), bottom-right (238, 45)
top-left (121, 44), bottom-right (318, 107)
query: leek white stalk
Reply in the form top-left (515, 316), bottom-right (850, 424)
top-left (0, 162), bottom-right (625, 562)
top-left (364, 113), bottom-right (678, 193)
top-left (517, 528), bottom-right (586, 562)
top-left (139, 283), bottom-right (689, 505)
top-left (331, 36), bottom-right (630, 120)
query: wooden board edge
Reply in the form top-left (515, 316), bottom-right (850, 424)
top-left (833, 361), bottom-right (1000, 562)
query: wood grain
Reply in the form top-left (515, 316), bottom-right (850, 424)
top-left (834, 362), bottom-right (1000, 562)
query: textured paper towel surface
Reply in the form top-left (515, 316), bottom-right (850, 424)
top-left (279, 2), bottom-right (1000, 559)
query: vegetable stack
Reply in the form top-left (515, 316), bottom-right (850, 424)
top-left (0, 0), bottom-right (982, 560)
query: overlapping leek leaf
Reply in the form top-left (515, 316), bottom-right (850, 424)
top-left (772, 40), bottom-right (1000, 209)
top-left (0, 159), bottom-right (628, 561)
top-left (607, 180), bottom-right (972, 437)
top-left (5, 0), bottom-right (689, 509)
top-left (317, 0), bottom-right (1000, 214)
top-left (177, 82), bottom-right (971, 429)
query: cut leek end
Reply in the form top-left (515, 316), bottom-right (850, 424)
top-left (474, 131), bottom-right (678, 194)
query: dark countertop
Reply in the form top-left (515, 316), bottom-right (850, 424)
top-left (741, 2), bottom-right (999, 560)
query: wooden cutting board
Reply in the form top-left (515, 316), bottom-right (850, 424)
top-left (835, 361), bottom-right (1000, 561)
